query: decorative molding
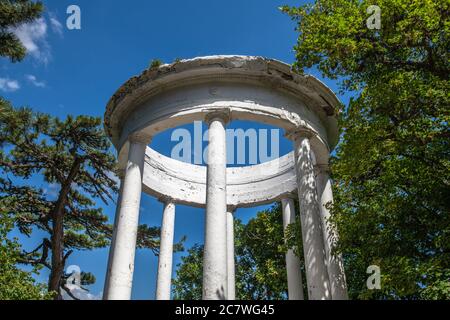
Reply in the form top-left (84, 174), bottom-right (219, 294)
top-left (204, 108), bottom-right (231, 126)
top-left (142, 147), bottom-right (297, 208)
top-left (158, 195), bottom-right (175, 205)
top-left (284, 127), bottom-right (315, 141)
top-left (116, 168), bottom-right (126, 180)
top-left (129, 132), bottom-right (152, 144)
top-left (314, 163), bottom-right (330, 176)
top-left (104, 56), bottom-right (340, 153)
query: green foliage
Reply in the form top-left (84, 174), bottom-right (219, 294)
top-left (172, 244), bottom-right (204, 300)
top-left (0, 98), bottom-right (165, 298)
top-left (0, 206), bottom-right (52, 300)
top-left (0, 0), bottom-right (44, 62)
top-left (283, 0), bottom-right (449, 299)
top-left (236, 203), bottom-right (288, 299)
top-left (149, 59), bottom-right (163, 69)
top-left (173, 203), bottom-right (304, 300)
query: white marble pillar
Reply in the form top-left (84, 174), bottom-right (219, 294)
top-left (315, 165), bottom-right (348, 300)
top-left (226, 208), bottom-right (236, 300)
top-left (202, 111), bottom-right (229, 300)
top-left (103, 170), bottom-right (125, 298)
top-left (281, 198), bottom-right (304, 300)
top-left (288, 128), bottom-right (331, 300)
top-left (156, 200), bottom-right (176, 300)
top-left (103, 134), bottom-right (149, 300)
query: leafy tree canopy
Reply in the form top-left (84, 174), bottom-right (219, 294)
top-left (0, 99), bottom-right (173, 299)
top-left (173, 203), bottom-right (305, 300)
top-left (283, 0), bottom-right (449, 299)
top-left (0, 204), bottom-right (52, 300)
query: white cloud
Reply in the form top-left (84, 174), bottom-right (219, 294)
top-left (25, 74), bottom-right (46, 88)
top-left (10, 14), bottom-right (64, 64)
top-left (11, 17), bottom-right (51, 64)
top-left (49, 13), bottom-right (64, 36)
top-left (0, 77), bottom-right (20, 92)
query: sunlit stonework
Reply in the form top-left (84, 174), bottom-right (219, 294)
top-left (103, 55), bottom-right (348, 300)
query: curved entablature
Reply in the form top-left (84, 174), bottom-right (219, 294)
top-left (104, 55), bottom-right (341, 169)
top-left (142, 147), bottom-right (297, 208)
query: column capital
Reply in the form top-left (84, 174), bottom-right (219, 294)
top-left (129, 132), bottom-right (152, 144)
top-left (158, 195), bottom-right (175, 205)
top-left (314, 163), bottom-right (330, 176)
top-left (281, 192), bottom-right (298, 201)
top-left (204, 109), bottom-right (231, 126)
top-left (115, 168), bottom-right (126, 180)
top-left (284, 127), bottom-right (315, 141)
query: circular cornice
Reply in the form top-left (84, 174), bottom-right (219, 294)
top-left (104, 55), bottom-right (341, 150)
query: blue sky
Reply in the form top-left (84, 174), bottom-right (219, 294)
top-left (0, 0), bottom-right (351, 299)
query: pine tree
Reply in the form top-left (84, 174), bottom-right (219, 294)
top-left (0, 0), bottom-right (44, 61)
top-left (0, 98), bottom-right (168, 299)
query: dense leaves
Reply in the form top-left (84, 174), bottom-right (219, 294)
top-left (0, 0), bottom-right (43, 61)
top-left (0, 204), bottom-right (51, 299)
top-left (236, 203), bottom-right (289, 299)
top-left (172, 244), bottom-right (204, 300)
top-left (173, 203), bottom-right (305, 300)
top-left (0, 99), bottom-right (165, 299)
top-left (283, 0), bottom-right (449, 299)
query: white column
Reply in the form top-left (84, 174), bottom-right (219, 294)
top-left (202, 111), bottom-right (229, 300)
top-left (289, 128), bottom-right (331, 300)
top-left (103, 134), bottom-right (149, 300)
top-left (103, 170), bottom-right (125, 298)
top-left (156, 200), bottom-right (176, 300)
top-left (226, 208), bottom-right (236, 300)
top-left (315, 165), bottom-right (348, 300)
top-left (281, 198), bottom-right (304, 300)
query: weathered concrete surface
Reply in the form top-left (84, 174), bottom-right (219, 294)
top-left (103, 172), bottom-right (124, 298)
top-left (104, 138), bottom-right (148, 300)
top-left (203, 115), bottom-right (228, 300)
top-left (281, 198), bottom-right (305, 300)
top-left (102, 55), bottom-right (344, 301)
top-left (103, 56), bottom-right (340, 170)
top-left (315, 166), bottom-right (348, 300)
top-left (291, 132), bottom-right (331, 300)
top-left (142, 147), bottom-right (297, 208)
top-left (156, 201), bottom-right (176, 300)
top-left (226, 209), bottom-right (236, 300)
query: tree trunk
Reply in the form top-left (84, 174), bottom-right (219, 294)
top-left (48, 212), bottom-right (65, 299)
top-left (48, 157), bottom-right (83, 299)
